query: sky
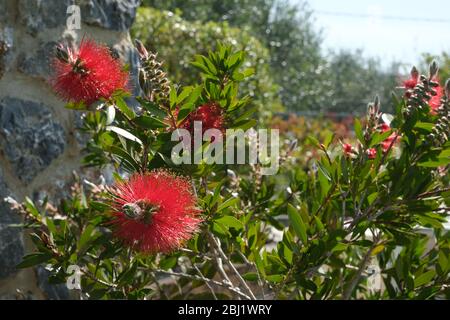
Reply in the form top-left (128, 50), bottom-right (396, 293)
top-left (297, 0), bottom-right (450, 69)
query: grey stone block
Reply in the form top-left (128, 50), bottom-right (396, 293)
top-left (0, 168), bottom-right (24, 279)
top-left (19, 0), bottom-right (71, 36)
top-left (18, 41), bottom-right (58, 79)
top-left (80, 0), bottom-right (139, 31)
top-left (0, 97), bottom-right (66, 183)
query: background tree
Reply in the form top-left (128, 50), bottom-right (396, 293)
top-left (139, 0), bottom-right (401, 115)
top-left (140, 0), bottom-right (327, 112)
top-left (324, 50), bottom-right (400, 114)
top-left (131, 7), bottom-right (283, 118)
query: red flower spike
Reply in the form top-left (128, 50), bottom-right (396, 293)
top-left (109, 170), bottom-right (202, 254)
top-left (51, 39), bottom-right (129, 105)
top-left (366, 148), bottom-right (377, 159)
top-left (430, 84), bottom-right (443, 112)
top-left (380, 123), bottom-right (390, 132)
top-left (403, 77), bottom-right (418, 90)
top-left (342, 143), bottom-right (353, 156)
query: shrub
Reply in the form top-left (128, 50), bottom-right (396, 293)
top-left (7, 40), bottom-right (450, 300)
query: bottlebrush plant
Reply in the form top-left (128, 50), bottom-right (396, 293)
top-left (6, 38), bottom-right (450, 300)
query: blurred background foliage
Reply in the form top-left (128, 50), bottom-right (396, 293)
top-left (131, 7), bottom-right (283, 119)
top-left (135, 0), bottom-right (404, 117)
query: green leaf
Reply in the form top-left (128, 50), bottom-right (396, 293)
top-left (136, 97), bottom-right (166, 118)
top-left (77, 224), bottom-right (97, 252)
top-left (242, 68), bottom-right (255, 78)
top-left (215, 216), bottom-right (243, 231)
top-left (414, 270), bottom-right (435, 288)
top-left (313, 216), bottom-right (324, 232)
top-left (114, 97), bottom-right (135, 119)
top-left (287, 204), bottom-right (307, 244)
top-left (307, 135), bottom-right (320, 149)
top-left (414, 122), bottom-right (435, 132)
top-left (16, 252), bottom-right (53, 269)
top-left (169, 86), bottom-right (177, 110)
top-left (177, 86), bottom-right (193, 104)
top-left (217, 197), bottom-right (239, 212)
top-left (211, 221), bottom-right (230, 237)
top-left (242, 272), bottom-right (258, 281)
top-left (118, 261), bottom-right (138, 286)
top-left (159, 256), bottom-right (178, 270)
top-left (418, 158), bottom-right (450, 167)
top-left (371, 244), bottom-right (385, 256)
top-left (266, 274), bottom-right (284, 283)
top-left (232, 119), bottom-right (257, 131)
top-left (354, 118), bottom-right (364, 144)
top-left (109, 145), bottom-right (141, 172)
top-left (24, 197), bottom-right (40, 219)
top-left (331, 243), bottom-right (348, 253)
top-left (134, 116), bottom-right (166, 129)
top-left (65, 101), bottom-right (87, 110)
top-left (370, 130), bottom-right (392, 147)
top-left (106, 126), bottom-right (143, 146)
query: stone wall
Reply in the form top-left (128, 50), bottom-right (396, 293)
top-left (0, 0), bottom-right (140, 299)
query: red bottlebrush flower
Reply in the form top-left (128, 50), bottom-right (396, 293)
top-left (366, 148), bottom-right (377, 159)
top-left (381, 134), bottom-right (397, 153)
top-left (429, 83), bottom-right (443, 112)
top-left (109, 170), bottom-right (202, 253)
top-left (378, 121), bottom-right (399, 153)
top-left (342, 143), bottom-right (353, 156)
top-left (51, 39), bottom-right (129, 105)
top-left (403, 77), bottom-right (418, 90)
top-left (379, 123), bottom-right (390, 132)
top-left (403, 66), bottom-right (419, 90)
top-left (180, 102), bottom-right (226, 134)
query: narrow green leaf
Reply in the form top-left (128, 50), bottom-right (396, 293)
top-left (354, 118), bottom-right (364, 144)
top-left (16, 252), bottom-right (53, 269)
top-left (217, 197), bottom-right (239, 212)
top-left (287, 204), bottom-right (307, 244)
top-left (106, 126), bottom-right (143, 145)
top-left (414, 270), bottom-right (435, 287)
top-left (215, 216), bottom-right (243, 231)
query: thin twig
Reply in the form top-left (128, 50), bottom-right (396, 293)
top-left (153, 269), bottom-right (251, 300)
top-left (342, 237), bottom-right (379, 300)
top-left (193, 264), bottom-right (218, 300)
top-left (82, 269), bottom-right (117, 289)
top-left (179, 248), bottom-right (213, 260)
top-left (236, 250), bottom-right (266, 299)
top-left (207, 231), bottom-right (257, 300)
top-left (417, 187), bottom-right (450, 199)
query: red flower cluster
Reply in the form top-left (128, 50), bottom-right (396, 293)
top-left (403, 72), bottom-right (419, 90)
top-left (379, 123), bottom-right (398, 153)
top-left (366, 148), bottom-right (377, 159)
top-left (180, 102), bottom-right (226, 134)
top-left (51, 39), bottom-right (129, 105)
top-left (429, 85), bottom-right (443, 111)
top-left (402, 70), bottom-right (443, 113)
top-left (342, 121), bottom-right (398, 159)
top-left (342, 143), bottom-right (354, 157)
top-left (109, 170), bottom-right (202, 253)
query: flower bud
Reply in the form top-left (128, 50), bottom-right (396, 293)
top-left (134, 39), bottom-right (149, 60)
top-left (445, 78), bottom-right (450, 99)
top-left (374, 95), bottom-right (380, 109)
top-left (55, 44), bottom-right (70, 63)
top-left (138, 68), bottom-right (147, 90)
top-left (429, 60), bottom-right (439, 79)
top-left (410, 66), bottom-right (419, 80)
